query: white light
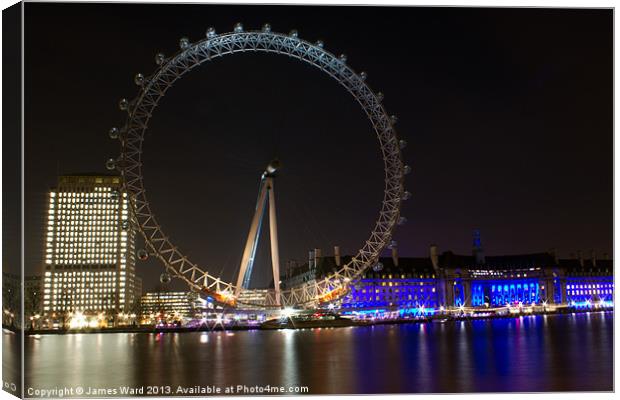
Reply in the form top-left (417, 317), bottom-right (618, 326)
top-left (281, 307), bottom-right (295, 318)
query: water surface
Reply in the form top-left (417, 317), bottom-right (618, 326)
top-left (21, 312), bottom-right (613, 395)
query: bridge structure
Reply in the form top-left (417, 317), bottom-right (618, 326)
top-left (106, 23), bottom-right (410, 308)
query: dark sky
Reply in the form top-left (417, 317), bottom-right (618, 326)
top-left (20, 4), bottom-right (612, 291)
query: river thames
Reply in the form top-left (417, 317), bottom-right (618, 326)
top-left (14, 311), bottom-right (613, 396)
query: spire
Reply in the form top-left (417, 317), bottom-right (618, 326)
top-left (473, 229), bottom-right (485, 265)
top-left (473, 230), bottom-right (482, 249)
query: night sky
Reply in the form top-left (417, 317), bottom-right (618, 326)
top-left (18, 4), bottom-right (612, 291)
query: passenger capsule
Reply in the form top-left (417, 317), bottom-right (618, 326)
top-left (155, 53), bottom-right (165, 65)
top-left (206, 27), bottom-right (217, 39)
top-left (118, 98), bottom-right (129, 111)
top-left (339, 54), bottom-right (347, 63)
top-left (160, 272), bottom-right (172, 284)
top-left (360, 71), bottom-right (367, 80)
top-left (399, 139), bottom-right (407, 149)
top-left (179, 37), bottom-right (190, 50)
top-left (402, 191), bottom-right (412, 201)
top-left (289, 29), bottom-right (298, 38)
top-left (373, 262), bottom-right (384, 272)
top-left (234, 22), bottom-right (244, 33)
top-left (137, 249), bottom-right (148, 261)
top-left (403, 165), bottom-right (412, 175)
top-left (387, 240), bottom-right (398, 250)
top-left (262, 23), bottom-right (271, 33)
top-left (390, 115), bottom-right (398, 124)
top-left (109, 127), bottom-right (119, 139)
top-left (398, 216), bottom-right (408, 226)
top-left (376, 92), bottom-right (384, 102)
top-left (315, 40), bottom-right (324, 48)
top-left (134, 73), bottom-right (145, 86)
top-left (105, 158), bottom-right (116, 171)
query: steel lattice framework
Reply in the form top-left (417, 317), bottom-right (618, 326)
top-left (108, 24), bottom-right (410, 308)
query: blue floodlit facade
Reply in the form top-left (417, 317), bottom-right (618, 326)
top-left (283, 242), bottom-right (614, 311)
top-left (470, 280), bottom-right (541, 306)
top-left (345, 275), bottom-right (438, 309)
top-left (566, 279), bottom-right (614, 304)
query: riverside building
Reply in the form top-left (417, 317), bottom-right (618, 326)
top-left (41, 175), bottom-right (138, 324)
top-left (140, 291), bottom-right (204, 324)
top-left (283, 234), bottom-right (613, 313)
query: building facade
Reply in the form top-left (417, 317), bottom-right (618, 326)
top-left (140, 291), bottom-right (203, 324)
top-left (343, 256), bottom-right (439, 312)
top-left (283, 239), bottom-right (613, 312)
top-left (42, 175), bottom-right (137, 321)
top-left (133, 276), bottom-right (143, 310)
top-left (236, 289), bottom-right (271, 308)
top-left (346, 247), bottom-right (613, 312)
top-left (25, 275), bottom-right (42, 318)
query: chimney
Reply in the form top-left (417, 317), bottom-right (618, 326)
top-left (334, 246), bottom-right (341, 267)
top-left (578, 250), bottom-right (584, 267)
top-left (549, 248), bottom-right (558, 264)
top-left (472, 230), bottom-right (485, 265)
top-left (430, 244), bottom-right (439, 270)
top-left (591, 249), bottom-right (596, 267)
top-left (285, 260), bottom-right (291, 279)
top-left (314, 248), bottom-right (322, 268)
top-left (308, 250), bottom-right (315, 270)
top-left (390, 241), bottom-right (399, 267)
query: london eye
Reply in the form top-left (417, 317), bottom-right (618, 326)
top-left (106, 23), bottom-right (410, 308)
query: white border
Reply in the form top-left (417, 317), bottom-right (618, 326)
top-left (0, 2), bottom-right (615, 400)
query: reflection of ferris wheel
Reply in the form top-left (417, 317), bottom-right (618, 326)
top-left (107, 23), bottom-right (411, 308)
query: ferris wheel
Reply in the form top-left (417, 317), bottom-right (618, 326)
top-left (106, 23), bottom-right (411, 308)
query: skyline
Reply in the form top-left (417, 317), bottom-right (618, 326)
top-left (13, 4), bottom-right (613, 291)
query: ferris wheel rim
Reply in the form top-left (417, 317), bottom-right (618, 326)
top-left (111, 25), bottom-right (408, 307)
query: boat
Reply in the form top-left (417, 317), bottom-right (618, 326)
top-left (260, 313), bottom-right (368, 330)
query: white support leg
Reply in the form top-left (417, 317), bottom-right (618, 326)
top-left (235, 179), bottom-right (269, 297)
top-left (267, 177), bottom-right (282, 306)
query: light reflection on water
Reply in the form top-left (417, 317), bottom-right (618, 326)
top-left (18, 312), bottom-right (612, 395)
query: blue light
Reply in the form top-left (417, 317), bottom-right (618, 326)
top-left (341, 274), bottom-right (613, 312)
top-left (566, 277), bottom-right (614, 304)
